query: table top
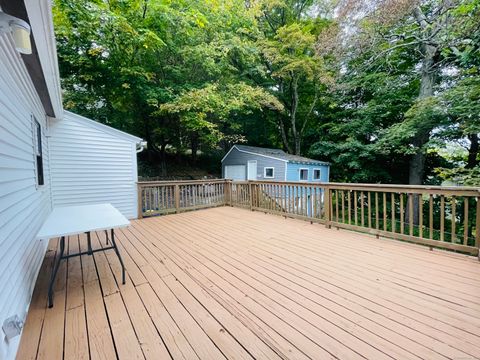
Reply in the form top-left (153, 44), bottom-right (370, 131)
top-left (37, 203), bottom-right (130, 239)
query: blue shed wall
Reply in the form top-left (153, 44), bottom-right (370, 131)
top-left (286, 163), bottom-right (330, 182)
top-left (222, 147), bottom-right (286, 181)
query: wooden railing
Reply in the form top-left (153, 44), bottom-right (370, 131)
top-left (137, 180), bottom-right (226, 217)
top-left (138, 180), bottom-right (480, 256)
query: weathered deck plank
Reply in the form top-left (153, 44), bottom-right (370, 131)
top-left (17, 206), bottom-right (480, 360)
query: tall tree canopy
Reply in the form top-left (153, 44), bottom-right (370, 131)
top-left (54, 0), bottom-right (480, 185)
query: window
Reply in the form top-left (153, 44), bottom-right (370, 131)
top-left (33, 117), bottom-right (44, 186)
top-left (264, 167), bottom-right (274, 178)
top-left (313, 169), bottom-right (321, 180)
top-left (299, 168), bottom-right (308, 181)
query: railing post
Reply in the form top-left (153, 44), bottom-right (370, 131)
top-left (324, 187), bottom-right (331, 228)
top-left (224, 180), bottom-right (231, 206)
top-left (175, 184), bottom-right (180, 213)
top-left (137, 184), bottom-right (143, 219)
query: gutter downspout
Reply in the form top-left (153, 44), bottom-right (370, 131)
top-left (136, 140), bottom-right (147, 153)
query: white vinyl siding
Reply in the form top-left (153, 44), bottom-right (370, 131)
top-left (49, 112), bottom-right (140, 219)
top-left (0, 35), bottom-right (52, 360)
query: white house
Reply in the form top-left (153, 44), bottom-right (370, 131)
top-left (0, 1), bottom-right (143, 358)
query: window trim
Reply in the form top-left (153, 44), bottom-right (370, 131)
top-left (313, 168), bottom-right (322, 181)
top-left (299, 168), bottom-right (309, 181)
top-left (264, 167), bottom-right (275, 179)
top-left (33, 115), bottom-right (44, 187)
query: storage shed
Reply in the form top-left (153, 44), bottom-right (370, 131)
top-left (49, 111), bottom-right (143, 219)
top-left (222, 145), bottom-right (330, 182)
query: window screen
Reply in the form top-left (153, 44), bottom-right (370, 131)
top-left (34, 118), bottom-right (44, 186)
top-left (299, 169), bottom-right (308, 181)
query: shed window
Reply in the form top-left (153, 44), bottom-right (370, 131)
top-left (299, 168), bottom-right (308, 181)
top-left (264, 167), bottom-right (274, 178)
top-left (33, 117), bottom-right (44, 186)
top-left (313, 169), bottom-right (321, 180)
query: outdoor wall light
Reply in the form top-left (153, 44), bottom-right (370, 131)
top-left (0, 11), bottom-right (32, 55)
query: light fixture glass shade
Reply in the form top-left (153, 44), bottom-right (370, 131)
top-left (11, 23), bottom-right (31, 55)
top-left (0, 12), bottom-right (32, 55)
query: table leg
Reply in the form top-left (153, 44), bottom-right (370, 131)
top-left (105, 230), bottom-right (109, 245)
top-left (110, 229), bottom-right (126, 284)
top-left (87, 232), bottom-right (92, 255)
top-left (48, 236), bottom-right (65, 308)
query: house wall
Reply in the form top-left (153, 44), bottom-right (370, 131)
top-left (222, 147), bottom-right (286, 181)
top-left (286, 163), bottom-right (330, 182)
top-left (49, 112), bottom-right (140, 219)
top-left (0, 34), bottom-right (52, 360)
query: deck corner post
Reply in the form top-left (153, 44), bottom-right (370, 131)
top-left (137, 183), bottom-right (143, 219)
top-left (175, 184), bottom-right (180, 213)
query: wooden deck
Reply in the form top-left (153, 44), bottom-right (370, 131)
top-left (17, 206), bottom-right (480, 360)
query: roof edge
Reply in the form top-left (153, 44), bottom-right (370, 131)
top-left (64, 110), bottom-right (143, 143)
top-left (222, 145), bottom-right (288, 163)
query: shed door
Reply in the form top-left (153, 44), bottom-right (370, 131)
top-left (225, 165), bottom-right (246, 180)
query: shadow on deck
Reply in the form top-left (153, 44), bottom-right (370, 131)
top-left (17, 206), bottom-right (480, 360)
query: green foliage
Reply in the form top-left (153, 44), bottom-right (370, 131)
top-left (54, 0), bottom-right (480, 183)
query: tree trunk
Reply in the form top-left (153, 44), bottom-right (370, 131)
top-left (159, 143), bottom-right (167, 177)
top-left (278, 118), bottom-right (292, 153)
top-left (467, 134), bottom-right (479, 169)
top-left (290, 76), bottom-right (301, 155)
top-left (407, 21), bottom-right (438, 225)
top-left (191, 135), bottom-right (199, 163)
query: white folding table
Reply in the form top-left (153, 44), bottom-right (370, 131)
top-left (37, 203), bottom-right (130, 307)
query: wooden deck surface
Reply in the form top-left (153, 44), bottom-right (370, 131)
top-left (17, 206), bottom-right (480, 360)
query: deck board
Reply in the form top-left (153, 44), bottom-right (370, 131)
top-left (17, 206), bottom-right (480, 360)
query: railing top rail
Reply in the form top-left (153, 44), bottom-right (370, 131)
top-left (324, 182), bottom-right (480, 192)
top-left (233, 180), bottom-right (480, 194)
top-left (138, 179), bottom-right (227, 186)
top-left (138, 178), bottom-right (480, 195)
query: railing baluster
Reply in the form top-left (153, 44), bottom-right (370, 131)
top-left (391, 193), bottom-right (395, 233)
top-left (383, 193), bottom-right (387, 231)
top-left (464, 197), bottom-right (469, 245)
top-left (341, 190), bottom-right (345, 223)
top-left (347, 190), bottom-right (351, 225)
top-left (334, 190), bottom-right (338, 222)
top-left (419, 195), bottom-right (423, 239)
top-left (367, 192), bottom-right (372, 229)
top-left (408, 193), bottom-right (413, 236)
top-left (375, 192), bottom-right (379, 230)
top-left (440, 195), bottom-right (445, 241)
top-left (354, 190), bottom-right (358, 225)
top-left (429, 194), bottom-right (433, 239)
top-left (451, 196), bottom-right (456, 243)
top-left (361, 191), bottom-right (364, 227)
top-left (400, 193), bottom-right (404, 235)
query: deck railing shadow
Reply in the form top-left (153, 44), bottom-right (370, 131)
top-left (138, 180), bottom-right (480, 257)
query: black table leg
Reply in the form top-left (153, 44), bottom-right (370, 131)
top-left (87, 231), bottom-right (93, 255)
top-left (48, 236), bottom-right (65, 308)
top-left (110, 229), bottom-right (126, 284)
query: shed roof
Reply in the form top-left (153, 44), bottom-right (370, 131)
top-left (228, 145), bottom-right (330, 165)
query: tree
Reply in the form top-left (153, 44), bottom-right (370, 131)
top-left (257, 0), bottom-right (335, 155)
